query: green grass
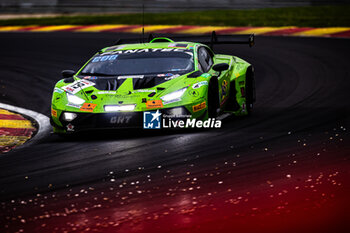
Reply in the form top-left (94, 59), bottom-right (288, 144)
top-left (1, 6), bottom-right (349, 27)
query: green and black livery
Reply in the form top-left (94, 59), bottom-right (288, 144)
top-left (50, 32), bottom-right (256, 133)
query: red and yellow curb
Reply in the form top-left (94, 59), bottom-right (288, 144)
top-left (0, 109), bottom-right (36, 153)
top-left (0, 25), bottom-right (349, 38)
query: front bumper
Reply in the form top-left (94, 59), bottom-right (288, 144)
top-left (51, 107), bottom-right (196, 133)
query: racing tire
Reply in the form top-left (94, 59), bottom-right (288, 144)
top-left (245, 66), bottom-right (256, 115)
top-left (207, 78), bottom-right (219, 118)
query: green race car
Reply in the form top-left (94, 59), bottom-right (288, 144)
top-left (50, 33), bottom-right (255, 133)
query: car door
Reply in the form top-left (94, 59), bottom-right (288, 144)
top-left (197, 46), bottom-right (230, 108)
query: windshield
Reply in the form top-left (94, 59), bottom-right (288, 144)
top-left (80, 50), bottom-right (194, 76)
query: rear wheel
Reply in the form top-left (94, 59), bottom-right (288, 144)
top-left (245, 66), bottom-right (256, 115)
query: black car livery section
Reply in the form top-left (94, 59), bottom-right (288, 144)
top-left (80, 75), bottom-right (180, 91)
top-left (80, 50), bottom-right (194, 90)
top-left (81, 51), bottom-right (194, 76)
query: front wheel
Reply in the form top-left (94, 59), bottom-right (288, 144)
top-left (207, 79), bottom-right (219, 118)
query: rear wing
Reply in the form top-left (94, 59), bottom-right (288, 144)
top-left (115, 31), bottom-right (255, 49)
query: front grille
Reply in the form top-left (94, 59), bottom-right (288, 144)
top-left (60, 112), bottom-right (143, 131)
top-left (59, 107), bottom-right (192, 132)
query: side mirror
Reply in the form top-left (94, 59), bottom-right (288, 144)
top-left (212, 63), bottom-right (229, 72)
top-left (62, 70), bottom-right (76, 78)
top-left (212, 63), bottom-right (229, 77)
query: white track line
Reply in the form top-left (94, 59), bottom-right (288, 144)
top-left (0, 102), bottom-right (51, 148)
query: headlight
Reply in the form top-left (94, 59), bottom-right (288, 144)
top-left (104, 105), bottom-right (136, 112)
top-left (66, 93), bottom-right (85, 105)
top-left (161, 87), bottom-right (187, 104)
top-left (62, 112), bottom-right (77, 122)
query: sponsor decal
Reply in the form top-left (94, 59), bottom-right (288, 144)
top-left (158, 73), bottom-right (180, 80)
top-left (54, 87), bottom-right (64, 94)
top-left (143, 110), bottom-right (162, 129)
top-left (146, 100), bottom-right (163, 109)
top-left (83, 76), bottom-right (98, 80)
top-left (97, 91), bottom-right (116, 94)
top-left (51, 108), bottom-right (57, 117)
top-left (104, 94), bottom-right (140, 98)
top-left (192, 102), bottom-right (206, 112)
top-left (201, 73), bottom-right (211, 78)
top-left (91, 55), bottom-right (118, 63)
top-left (157, 73), bottom-right (174, 77)
top-left (165, 74), bottom-right (180, 81)
top-left (192, 81), bottom-right (208, 89)
top-left (102, 48), bottom-right (192, 55)
top-left (133, 89), bottom-right (155, 93)
top-left (67, 123), bottom-right (74, 132)
top-left (168, 43), bottom-right (187, 48)
top-left (110, 115), bottom-right (132, 124)
top-left (79, 103), bottom-right (97, 112)
top-left (221, 80), bottom-right (228, 95)
top-left (221, 80), bottom-right (228, 101)
top-left (118, 75), bottom-right (144, 79)
top-left (62, 80), bottom-right (95, 94)
top-left (66, 103), bottom-right (81, 108)
top-left (188, 90), bottom-right (199, 97)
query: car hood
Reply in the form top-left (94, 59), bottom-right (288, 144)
top-left (54, 71), bottom-right (208, 113)
top-left (78, 73), bottom-right (184, 91)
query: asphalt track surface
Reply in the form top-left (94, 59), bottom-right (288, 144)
top-left (0, 33), bottom-right (349, 233)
